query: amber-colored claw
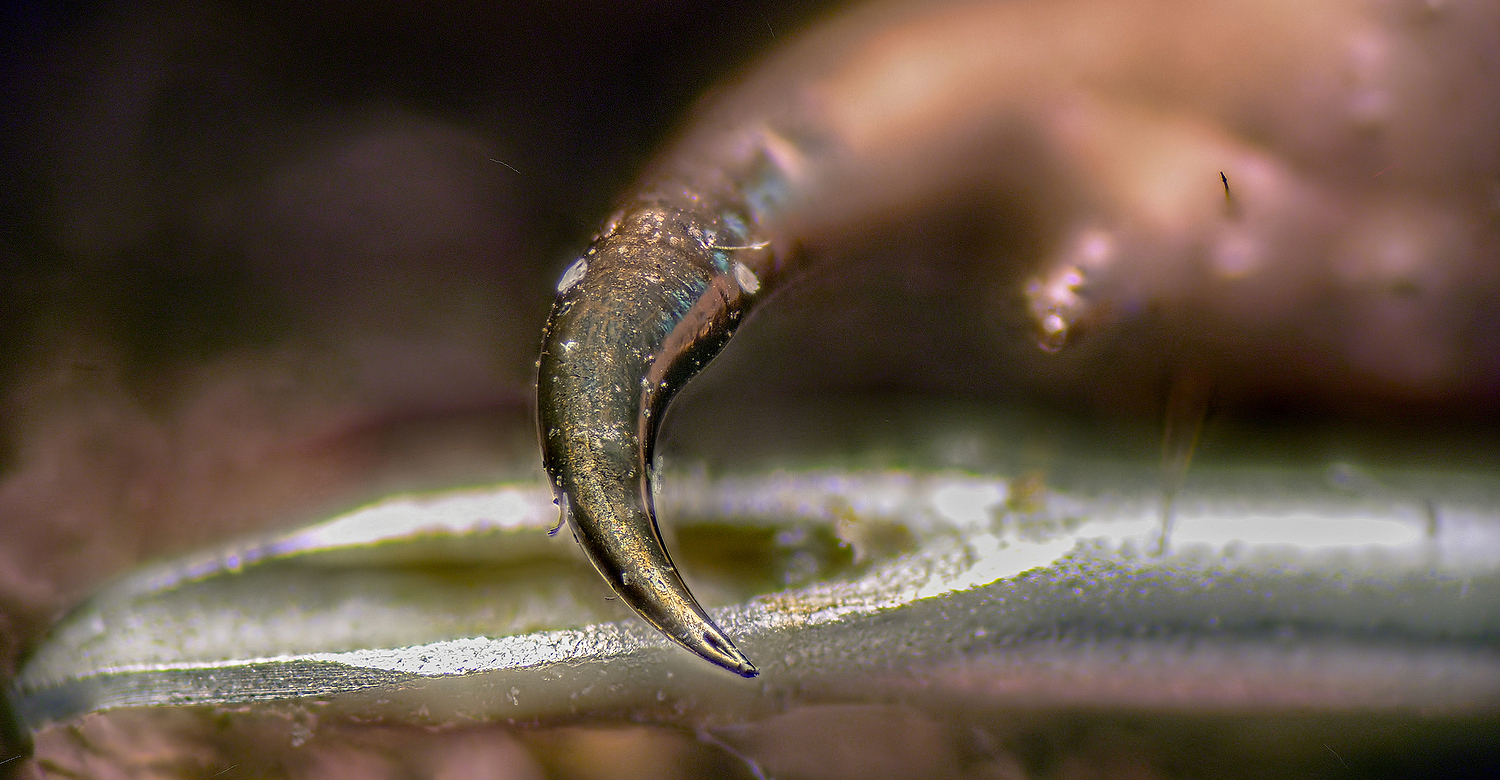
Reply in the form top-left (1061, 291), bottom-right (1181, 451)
top-left (538, 204), bottom-right (764, 677)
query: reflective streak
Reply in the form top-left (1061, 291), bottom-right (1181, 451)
top-left (1174, 513), bottom-right (1419, 549)
top-left (16, 464), bottom-right (1500, 729)
top-left (534, 0), bottom-right (1500, 676)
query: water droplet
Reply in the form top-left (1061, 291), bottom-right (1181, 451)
top-left (733, 261), bottom-right (761, 294)
top-left (557, 258), bottom-right (588, 294)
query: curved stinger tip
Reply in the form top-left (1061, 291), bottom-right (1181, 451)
top-left (538, 203), bottom-right (766, 678)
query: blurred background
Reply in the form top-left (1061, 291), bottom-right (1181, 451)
top-left (0, 0), bottom-right (851, 674)
top-left (2, 0), bottom-right (1498, 777)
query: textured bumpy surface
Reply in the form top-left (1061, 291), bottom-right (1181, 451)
top-left (17, 464), bottom-right (1500, 725)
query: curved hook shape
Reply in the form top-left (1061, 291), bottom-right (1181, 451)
top-left (538, 202), bottom-right (771, 676)
top-left (536, 0), bottom-right (1500, 674)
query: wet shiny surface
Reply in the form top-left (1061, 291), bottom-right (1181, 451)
top-left (539, 205), bottom-right (764, 676)
top-left (16, 452), bottom-right (1499, 725)
top-left (534, 0), bottom-right (1500, 679)
top-left (4, 0), bottom-right (1500, 776)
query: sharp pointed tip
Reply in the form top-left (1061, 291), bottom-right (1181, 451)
top-left (727, 646), bottom-right (759, 678)
top-left (716, 649), bottom-right (759, 679)
top-left (713, 639), bottom-right (759, 678)
top-left (690, 623), bottom-right (759, 678)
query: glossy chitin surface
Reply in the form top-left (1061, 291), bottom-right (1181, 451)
top-left (537, 0), bottom-right (1500, 674)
